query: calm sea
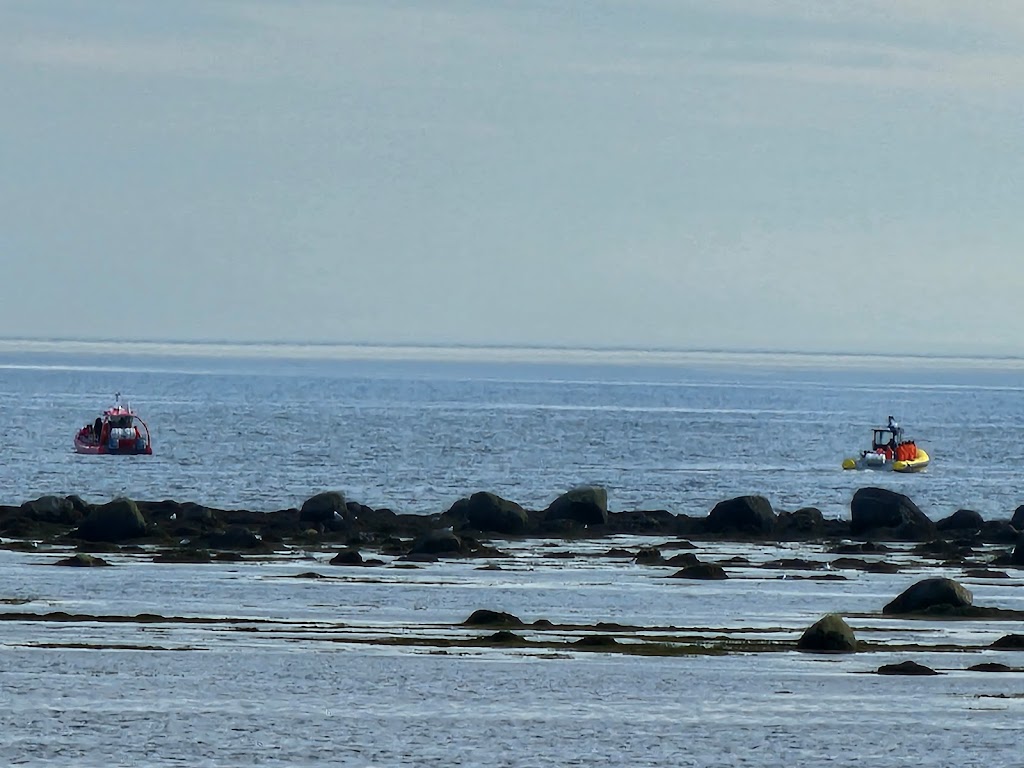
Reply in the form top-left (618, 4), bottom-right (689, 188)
top-left (2, 339), bottom-right (1023, 520)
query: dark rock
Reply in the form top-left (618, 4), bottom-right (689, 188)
top-left (464, 609), bottom-right (524, 628)
top-left (603, 548), bottom-right (634, 558)
top-left (329, 549), bottom-right (364, 565)
top-left (877, 661), bottom-right (939, 676)
top-left (991, 634), bottom-right (1024, 649)
top-left (706, 495), bottom-right (776, 536)
top-left (486, 630), bottom-right (525, 644)
top-left (574, 635), bottom-right (618, 647)
top-left (912, 539), bottom-right (972, 559)
top-left (633, 547), bottom-right (664, 565)
top-left (669, 563), bottom-right (728, 580)
top-left (1011, 536), bottom-right (1024, 566)
top-left (851, 488), bottom-right (935, 540)
top-left (665, 552), bottom-right (700, 567)
top-left (829, 541), bottom-right (890, 554)
top-left (969, 663), bottom-right (1014, 672)
top-left (936, 509), bottom-right (984, 532)
top-left (883, 577), bottom-right (973, 615)
top-left (75, 541), bottom-right (120, 554)
top-left (153, 548), bottom-right (213, 563)
top-left (963, 569), bottom-right (1010, 579)
top-left (206, 526), bottom-right (264, 550)
top-left (66, 495), bottom-right (92, 515)
top-left (463, 492), bottom-right (529, 534)
top-left (719, 556), bottom-right (749, 565)
top-left (21, 495), bottom-right (81, 525)
top-left (762, 558), bottom-right (822, 571)
top-left (797, 614), bottom-right (857, 653)
top-left (299, 491), bottom-right (348, 524)
top-left (408, 529), bottom-right (463, 556)
top-left (830, 557), bottom-right (899, 574)
top-left (399, 553), bottom-right (438, 563)
top-left (75, 498), bottom-right (147, 542)
top-left (776, 507), bottom-right (824, 538)
top-left (545, 487), bottom-right (608, 526)
top-left (663, 539), bottom-right (697, 550)
top-left (54, 553), bottom-right (110, 567)
top-left (1012, 505), bottom-right (1024, 531)
top-left (980, 521), bottom-right (1020, 544)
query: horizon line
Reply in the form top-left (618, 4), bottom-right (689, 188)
top-left (1, 335), bottom-right (1023, 365)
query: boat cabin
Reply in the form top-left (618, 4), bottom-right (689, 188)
top-left (871, 428), bottom-right (898, 452)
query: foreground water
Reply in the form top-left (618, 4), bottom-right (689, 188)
top-left (2, 340), bottom-right (1024, 520)
top-left (3, 538), bottom-right (1024, 767)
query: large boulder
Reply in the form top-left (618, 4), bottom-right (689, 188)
top-left (850, 488), bottom-right (935, 540)
top-left (797, 614), bottom-right (857, 653)
top-left (669, 563), bottom-right (728, 579)
top-left (20, 495), bottom-right (82, 525)
top-left (706, 495), bottom-right (776, 536)
top-left (545, 487), bottom-right (608, 526)
top-left (883, 577), bottom-right (973, 615)
top-left (75, 498), bottom-right (147, 542)
top-left (776, 507), bottom-right (824, 539)
top-left (936, 509), bottom-right (984, 532)
top-left (408, 529), bottom-right (464, 556)
top-left (465, 492), bottom-right (529, 534)
top-left (463, 609), bottom-right (524, 627)
top-left (1012, 505), bottom-right (1024, 531)
top-left (299, 491), bottom-right (348, 524)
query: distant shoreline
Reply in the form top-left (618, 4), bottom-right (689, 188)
top-left (3, 337), bottom-right (1024, 371)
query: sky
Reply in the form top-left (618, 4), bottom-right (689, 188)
top-left (2, 1), bottom-right (1023, 356)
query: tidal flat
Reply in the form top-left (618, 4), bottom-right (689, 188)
top-left (3, 532), bottom-right (1024, 767)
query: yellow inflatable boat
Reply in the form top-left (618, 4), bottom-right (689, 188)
top-left (842, 421), bottom-right (929, 473)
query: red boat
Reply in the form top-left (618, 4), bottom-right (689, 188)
top-left (74, 394), bottom-right (153, 455)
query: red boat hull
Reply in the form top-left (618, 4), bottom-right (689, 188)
top-left (74, 434), bottom-right (152, 455)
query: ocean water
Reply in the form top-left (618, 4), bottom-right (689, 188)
top-left (4, 341), bottom-right (1024, 767)
top-left (3, 538), bottom-right (1024, 767)
top-left (2, 340), bottom-right (1024, 520)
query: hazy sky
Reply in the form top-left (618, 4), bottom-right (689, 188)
top-left (3, 1), bottom-right (1022, 355)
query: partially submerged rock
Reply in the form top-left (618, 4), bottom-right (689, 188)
top-left (545, 487), bottom-right (608, 526)
top-left (797, 614), bottom-right (857, 653)
top-left (75, 498), bottom-right (147, 543)
top-left (883, 577), bottom-right (972, 615)
top-left (54, 553), bottom-right (110, 567)
top-left (968, 663), bottom-right (1015, 672)
top-left (991, 634), bottom-right (1024, 650)
top-left (669, 563), bottom-right (728, 580)
top-left (463, 609), bottom-right (524, 628)
top-left (706, 495), bottom-right (776, 536)
top-left (464, 492), bottom-right (529, 534)
top-left (877, 660), bottom-right (939, 676)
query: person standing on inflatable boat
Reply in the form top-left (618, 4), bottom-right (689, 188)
top-left (887, 415), bottom-right (903, 444)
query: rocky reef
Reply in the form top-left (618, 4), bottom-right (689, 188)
top-left (2, 486), bottom-right (1022, 565)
